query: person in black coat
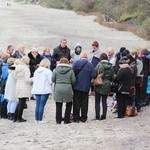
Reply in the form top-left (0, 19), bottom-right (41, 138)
top-left (52, 39), bottom-right (71, 63)
top-left (114, 57), bottom-right (133, 118)
top-left (28, 47), bottom-right (43, 77)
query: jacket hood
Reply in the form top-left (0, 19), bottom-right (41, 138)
top-left (35, 67), bottom-right (48, 73)
top-left (15, 64), bottom-right (28, 73)
top-left (101, 61), bottom-right (112, 70)
top-left (56, 64), bottom-right (71, 74)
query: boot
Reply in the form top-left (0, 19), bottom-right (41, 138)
top-left (10, 113), bottom-right (14, 121)
top-left (100, 115), bottom-right (106, 120)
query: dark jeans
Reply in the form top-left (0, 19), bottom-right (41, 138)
top-left (14, 98), bottom-right (26, 121)
top-left (35, 94), bottom-right (49, 121)
top-left (116, 93), bottom-right (128, 118)
top-left (56, 101), bottom-right (72, 124)
top-left (95, 91), bottom-right (108, 119)
top-left (73, 90), bottom-right (89, 122)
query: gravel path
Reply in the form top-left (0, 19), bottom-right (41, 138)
top-left (0, 2), bottom-right (150, 150)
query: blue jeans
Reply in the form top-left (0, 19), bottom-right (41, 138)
top-left (35, 94), bottom-right (49, 121)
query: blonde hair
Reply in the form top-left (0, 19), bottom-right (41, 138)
top-left (14, 59), bottom-right (21, 65)
top-left (1, 53), bottom-right (10, 61)
top-left (21, 56), bottom-right (30, 65)
top-left (39, 59), bottom-right (50, 68)
top-left (7, 57), bottom-right (15, 66)
top-left (107, 47), bottom-right (114, 56)
top-left (80, 51), bottom-right (88, 59)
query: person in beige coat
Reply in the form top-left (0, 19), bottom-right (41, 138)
top-left (13, 56), bottom-right (32, 122)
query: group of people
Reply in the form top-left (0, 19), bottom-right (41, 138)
top-left (0, 39), bottom-right (150, 124)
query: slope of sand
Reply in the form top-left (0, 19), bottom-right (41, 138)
top-left (0, 2), bottom-right (150, 150)
top-left (0, 1), bottom-right (149, 52)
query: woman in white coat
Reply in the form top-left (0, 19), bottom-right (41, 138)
top-left (14, 56), bottom-right (32, 122)
top-left (31, 59), bottom-right (52, 124)
top-left (4, 58), bottom-right (17, 120)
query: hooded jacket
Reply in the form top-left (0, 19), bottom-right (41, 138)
top-left (52, 64), bottom-right (76, 103)
top-left (32, 67), bottom-right (53, 95)
top-left (93, 60), bottom-right (114, 95)
top-left (15, 64), bottom-right (32, 98)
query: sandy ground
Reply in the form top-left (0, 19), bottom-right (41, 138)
top-left (0, 1), bottom-right (150, 52)
top-left (0, 1), bottom-right (150, 150)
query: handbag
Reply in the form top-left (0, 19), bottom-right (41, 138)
top-left (126, 105), bottom-right (138, 117)
top-left (93, 73), bottom-right (103, 86)
top-left (92, 65), bottom-right (104, 86)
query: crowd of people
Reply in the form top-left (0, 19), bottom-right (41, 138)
top-left (0, 39), bottom-right (150, 124)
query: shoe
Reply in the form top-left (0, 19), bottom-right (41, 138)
top-left (64, 121), bottom-right (72, 124)
top-left (38, 121), bottom-right (47, 124)
top-left (100, 115), bottom-right (106, 120)
top-left (34, 120), bottom-right (38, 124)
top-left (30, 96), bottom-right (36, 100)
top-left (18, 118), bottom-right (27, 122)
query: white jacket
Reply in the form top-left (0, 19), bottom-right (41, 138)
top-left (15, 64), bottom-right (32, 98)
top-left (4, 68), bottom-right (17, 101)
top-left (31, 67), bottom-right (53, 95)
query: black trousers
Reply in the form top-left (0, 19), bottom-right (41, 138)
top-left (14, 98), bottom-right (26, 121)
top-left (0, 100), bottom-right (8, 118)
top-left (73, 90), bottom-right (89, 122)
top-left (116, 93), bottom-right (128, 118)
top-left (56, 101), bottom-right (72, 124)
top-left (95, 91), bottom-right (108, 119)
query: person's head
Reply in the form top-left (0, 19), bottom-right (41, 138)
top-left (140, 48), bottom-right (148, 56)
top-left (119, 56), bottom-right (128, 65)
top-left (1, 53), bottom-right (10, 61)
top-left (80, 51), bottom-right (88, 59)
top-left (31, 47), bottom-right (39, 58)
top-left (43, 48), bottom-right (51, 56)
top-left (127, 54), bottom-right (135, 64)
top-left (92, 41), bottom-right (99, 51)
top-left (60, 39), bottom-right (67, 49)
top-left (7, 57), bottom-right (15, 66)
top-left (75, 43), bottom-right (82, 55)
top-left (7, 45), bottom-right (14, 55)
top-left (39, 58), bottom-right (50, 69)
top-left (130, 50), bottom-right (139, 59)
top-left (100, 53), bottom-right (108, 61)
top-left (59, 57), bottom-right (69, 64)
top-left (17, 44), bottom-right (25, 53)
top-left (21, 56), bottom-right (30, 65)
top-left (107, 47), bottom-right (114, 57)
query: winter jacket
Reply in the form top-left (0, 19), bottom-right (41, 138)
top-left (28, 52), bottom-right (43, 77)
top-left (32, 67), bottom-right (53, 95)
top-left (13, 50), bottom-right (25, 58)
top-left (92, 60), bottom-right (114, 95)
top-left (52, 64), bottom-right (76, 103)
top-left (114, 64), bottom-right (133, 94)
top-left (4, 66), bottom-right (17, 101)
top-left (15, 64), bottom-right (32, 98)
top-left (52, 45), bottom-right (71, 61)
top-left (73, 58), bottom-right (94, 92)
top-left (89, 50), bottom-right (101, 68)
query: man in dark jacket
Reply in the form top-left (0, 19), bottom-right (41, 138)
top-left (72, 52), bottom-right (94, 122)
top-left (52, 39), bottom-right (71, 64)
